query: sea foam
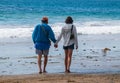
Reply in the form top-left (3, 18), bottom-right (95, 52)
top-left (0, 20), bottom-right (120, 38)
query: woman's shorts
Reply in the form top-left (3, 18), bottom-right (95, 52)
top-left (36, 49), bottom-right (49, 56)
top-left (63, 44), bottom-right (74, 50)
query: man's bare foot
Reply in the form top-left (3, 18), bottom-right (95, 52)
top-left (39, 71), bottom-right (42, 74)
top-left (43, 70), bottom-right (47, 73)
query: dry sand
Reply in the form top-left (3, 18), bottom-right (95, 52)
top-left (0, 73), bottom-right (120, 83)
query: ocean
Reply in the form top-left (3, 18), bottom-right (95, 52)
top-left (0, 0), bottom-right (120, 75)
top-left (0, 0), bottom-right (120, 38)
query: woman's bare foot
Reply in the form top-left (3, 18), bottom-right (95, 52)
top-left (67, 70), bottom-right (71, 73)
top-left (65, 70), bottom-right (68, 73)
top-left (65, 70), bottom-right (71, 73)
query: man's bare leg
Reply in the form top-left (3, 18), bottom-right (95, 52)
top-left (43, 55), bottom-right (48, 73)
top-left (38, 55), bottom-right (42, 74)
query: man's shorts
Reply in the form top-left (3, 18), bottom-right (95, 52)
top-left (63, 44), bottom-right (74, 50)
top-left (36, 49), bottom-right (49, 56)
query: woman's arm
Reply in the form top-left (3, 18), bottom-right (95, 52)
top-left (55, 28), bottom-right (63, 45)
top-left (73, 25), bottom-right (78, 49)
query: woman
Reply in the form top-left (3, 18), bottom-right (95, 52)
top-left (55, 16), bottom-right (78, 73)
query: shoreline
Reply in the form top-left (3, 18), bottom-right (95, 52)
top-left (0, 73), bottom-right (120, 83)
top-left (0, 34), bottom-right (120, 75)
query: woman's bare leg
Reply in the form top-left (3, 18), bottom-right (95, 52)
top-left (67, 49), bottom-right (73, 73)
top-left (64, 49), bottom-right (68, 72)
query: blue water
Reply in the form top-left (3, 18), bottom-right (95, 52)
top-left (0, 0), bottom-right (120, 75)
top-left (0, 0), bottom-right (120, 26)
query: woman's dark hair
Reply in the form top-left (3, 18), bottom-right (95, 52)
top-left (65, 16), bottom-right (73, 24)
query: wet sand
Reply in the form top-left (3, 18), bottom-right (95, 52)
top-left (0, 73), bottom-right (120, 83)
top-left (0, 34), bottom-right (120, 75)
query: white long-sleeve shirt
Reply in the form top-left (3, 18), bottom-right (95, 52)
top-left (55, 24), bottom-right (78, 48)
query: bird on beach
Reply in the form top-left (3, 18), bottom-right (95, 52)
top-left (102, 48), bottom-right (111, 56)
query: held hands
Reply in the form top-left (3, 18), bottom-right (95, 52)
top-left (54, 44), bottom-right (58, 48)
top-left (76, 46), bottom-right (78, 49)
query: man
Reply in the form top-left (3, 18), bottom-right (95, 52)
top-left (32, 17), bottom-right (57, 74)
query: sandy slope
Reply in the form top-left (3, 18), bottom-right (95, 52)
top-left (0, 73), bottom-right (120, 83)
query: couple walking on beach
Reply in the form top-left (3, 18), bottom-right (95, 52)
top-left (32, 16), bottom-right (78, 74)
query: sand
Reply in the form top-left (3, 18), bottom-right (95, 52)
top-left (0, 73), bottom-right (120, 83)
top-left (0, 34), bottom-right (120, 83)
